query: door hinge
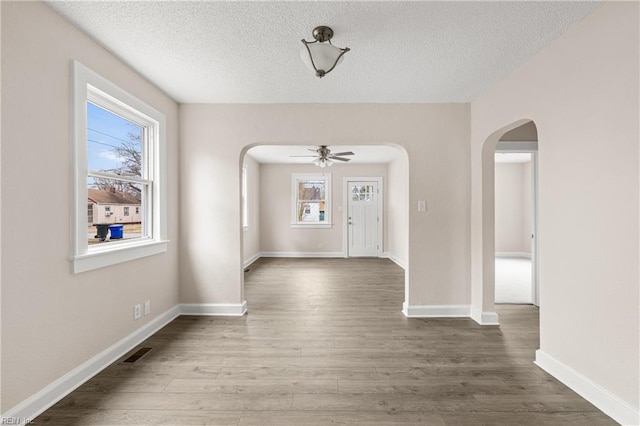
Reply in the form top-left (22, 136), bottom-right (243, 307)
top-left (377, 217), bottom-right (379, 222)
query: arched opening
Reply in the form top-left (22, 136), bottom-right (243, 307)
top-left (478, 119), bottom-right (538, 324)
top-left (238, 143), bottom-right (410, 313)
top-left (494, 122), bottom-right (539, 306)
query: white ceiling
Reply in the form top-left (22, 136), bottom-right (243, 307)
top-left (247, 145), bottom-right (401, 164)
top-left (495, 152), bottom-right (532, 164)
top-left (46, 1), bottom-right (599, 104)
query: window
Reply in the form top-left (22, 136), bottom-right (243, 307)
top-left (291, 173), bottom-right (331, 228)
top-left (72, 61), bottom-right (167, 273)
top-left (242, 164), bottom-right (248, 228)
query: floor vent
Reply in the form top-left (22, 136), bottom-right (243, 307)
top-left (121, 347), bottom-right (152, 364)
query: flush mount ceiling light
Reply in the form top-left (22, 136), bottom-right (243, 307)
top-left (300, 26), bottom-right (350, 78)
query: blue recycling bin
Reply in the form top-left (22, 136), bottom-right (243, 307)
top-left (109, 224), bottom-right (123, 239)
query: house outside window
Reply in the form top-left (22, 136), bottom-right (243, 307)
top-left (291, 173), bottom-right (331, 228)
top-left (72, 61), bottom-right (167, 273)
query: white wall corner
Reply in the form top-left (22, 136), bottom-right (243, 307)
top-left (535, 350), bottom-right (639, 426)
top-left (402, 304), bottom-right (471, 318)
top-left (382, 252), bottom-right (407, 269)
top-left (180, 301), bottom-right (248, 316)
top-left (1, 304), bottom-right (181, 423)
top-left (470, 306), bottom-right (500, 325)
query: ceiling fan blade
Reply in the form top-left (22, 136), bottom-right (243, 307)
top-left (290, 155), bottom-right (319, 158)
top-left (329, 156), bottom-right (351, 162)
top-left (330, 151), bottom-right (355, 156)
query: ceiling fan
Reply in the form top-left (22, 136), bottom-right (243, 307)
top-left (290, 145), bottom-right (355, 167)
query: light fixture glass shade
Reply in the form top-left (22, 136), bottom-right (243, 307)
top-left (300, 43), bottom-right (346, 75)
top-left (312, 157), bottom-right (333, 168)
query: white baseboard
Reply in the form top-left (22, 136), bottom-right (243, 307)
top-left (496, 252), bottom-right (532, 259)
top-left (382, 252), bottom-right (406, 269)
top-left (243, 253), bottom-right (261, 269)
top-left (260, 251), bottom-right (345, 258)
top-left (180, 301), bottom-right (247, 316)
top-left (2, 301), bottom-right (251, 423)
top-left (402, 303), bottom-right (470, 318)
top-left (2, 304), bottom-right (181, 423)
top-left (535, 350), bottom-right (639, 425)
top-left (470, 307), bottom-right (500, 325)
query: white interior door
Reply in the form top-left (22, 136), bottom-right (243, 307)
top-left (347, 180), bottom-right (381, 257)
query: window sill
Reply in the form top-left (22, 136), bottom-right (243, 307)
top-left (290, 223), bottom-right (333, 229)
top-left (72, 239), bottom-right (169, 273)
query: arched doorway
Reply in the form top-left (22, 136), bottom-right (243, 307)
top-left (238, 143), bottom-right (410, 312)
top-left (474, 119), bottom-right (539, 324)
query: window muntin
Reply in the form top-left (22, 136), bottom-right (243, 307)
top-left (291, 173), bottom-right (331, 227)
top-left (72, 61), bottom-right (167, 273)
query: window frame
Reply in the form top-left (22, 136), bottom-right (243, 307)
top-left (291, 173), bottom-right (332, 228)
top-left (72, 61), bottom-right (168, 273)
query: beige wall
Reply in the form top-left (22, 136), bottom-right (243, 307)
top-left (494, 161), bottom-right (532, 254)
top-left (179, 104), bottom-right (470, 306)
top-left (242, 155), bottom-right (260, 264)
top-left (1, 2), bottom-right (180, 412)
top-left (471, 1), bottom-right (638, 412)
top-left (259, 163), bottom-right (388, 254)
top-left (387, 153), bottom-right (409, 267)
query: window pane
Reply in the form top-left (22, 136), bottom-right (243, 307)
top-left (298, 180), bottom-right (325, 201)
top-left (297, 201), bottom-right (326, 222)
top-left (87, 178), bottom-right (145, 245)
top-left (87, 102), bottom-right (143, 178)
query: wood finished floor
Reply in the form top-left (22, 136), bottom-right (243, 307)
top-left (35, 258), bottom-right (614, 425)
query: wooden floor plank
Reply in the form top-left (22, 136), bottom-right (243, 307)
top-left (35, 257), bottom-right (615, 425)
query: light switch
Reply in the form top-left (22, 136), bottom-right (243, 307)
top-left (418, 200), bottom-right (426, 212)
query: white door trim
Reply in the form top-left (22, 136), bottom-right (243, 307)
top-left (343, 177), bottom-right (383, 257)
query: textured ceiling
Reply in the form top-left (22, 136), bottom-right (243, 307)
top-left (46, 1), bottom-right (599, 103)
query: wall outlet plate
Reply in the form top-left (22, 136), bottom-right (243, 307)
top-left (144, 300), bottom-right (151, 316)
top-left (134, 304), bottom-right (142, 320)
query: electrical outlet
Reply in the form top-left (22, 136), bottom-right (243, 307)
top-left (144, 300), bottom-right (151, 316)
top-left (134, 304), bottom-right (142, 320)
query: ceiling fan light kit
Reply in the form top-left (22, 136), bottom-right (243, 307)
top-left (313, 157), bottom-right (333, 168)
top-left (300, 26), bottom-right (350, 78)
